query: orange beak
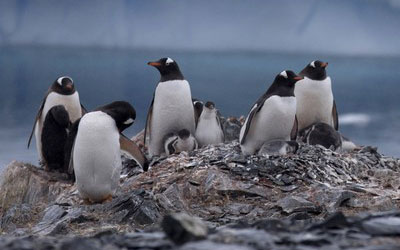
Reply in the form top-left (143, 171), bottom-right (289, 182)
top-left (148, 61), bottom-right (161, 67)
top-left (321, 62), bottom-right (328, 68)
top-left (293, 76), bottom-right (304, 81)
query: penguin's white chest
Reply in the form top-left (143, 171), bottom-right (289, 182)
top-left (35, 92), bottom-right (82, 161)
top-left (149, 80), bottom-right (195, 156)
top-left (73, 111), bottom-right (121, 202)
top-left (294, 77), bottom-right (333, 130)
top-left (240, 96), bottom-right (296, 155)
top-left (195, 112), bottom-right (224, 146)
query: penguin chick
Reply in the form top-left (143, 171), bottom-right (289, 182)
top-left (164, 129), bottom-right (198, 156)
top-left (258, 140), bottom-right (299, 156)
top-left (41, 105), bottom-right (70, 171)
top-left (298, 122), bottom-right (342, 151)
top-left (195, 101), bottom-right (225, 147)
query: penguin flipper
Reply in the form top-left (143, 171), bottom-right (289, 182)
top-left (332, 100), bottom-right (339, 131)
top-left (144, 96), bottom-right (154, 147)
top-left (80, 104), bottom-right (88, 115)
top-left (27, 96), bottom-right (47, 148)
top-left (64, 118), bottom-right (81, 179)
top-left (290, 115), bottom-right (298, 141)
top-left (240, 99), bottom-right (265, 144)
top-left (216, 115), bottom-right (225, 141)
top-left (120, 134), bottom-right (149, 171)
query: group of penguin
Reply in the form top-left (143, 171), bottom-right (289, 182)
top-left (27, 57), bottom-right (352, 203)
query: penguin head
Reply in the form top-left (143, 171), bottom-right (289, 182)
top-left (96, 101), bottom-right (136, 132)
top-left (204, 101), bottom-right (215, 110)
top-left (52, 76), bottom-right (75, 95)
top-left (274, 70), bottom-right (303, 88)
top-left (299, 60), bottom-right (328, 80)
top-left (148, 57), bottom-right (184, 82)
top-left (193, 99), bottom-right (204, 113)
top-left (178, 129), bottom-right (190, 140)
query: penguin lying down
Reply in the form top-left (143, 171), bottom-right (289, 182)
top-left (257, 122), bottom-right (358, 156)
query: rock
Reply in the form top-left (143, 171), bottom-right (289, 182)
top-left (180, 241), bottom-right (256, 250)
top-left (361, 217), bottom-right (400, 236)
top-left (277, 196), bottom-right (320, 214)
top-left (162, 213), bottom-right (208, 245)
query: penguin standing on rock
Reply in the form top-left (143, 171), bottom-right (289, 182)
top-left (145, 58), bottom-right (195, 157)
top-left (295, 60), bottom-right (339, 131)
top-left (163, 129), bottom-right (198, 156)
top-left (28, 76), bottom-right (85, 169)
top-left (239, 70), bottom-right (303, 155)
top-left (70, 101), bottom-right (136, 203)
top-left (195, 101), bottom-right (224, 147)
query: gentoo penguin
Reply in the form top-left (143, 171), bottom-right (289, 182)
top-left (163, 129), bottom-right (198, 156)
top-left (70, 101), bottom-right (136, 203)
top-left (192, 98), bottom-right (204, 127)
top-left (145, 57), bottom-right (195, 157)
top-left (41, 105), bottom-right (70, 171)
top-left (258, 140), bottom-right (299, 156)
top-left (298, 122), bottom-right (342, 151)
top-left (28, 76), bottom-right (84, 165)
top-left (239, 70), bottom-right (303, 155)
top-left (295, 60), bottom-right (339, 131)
top-left (195, 101), bottom-right (225, 147)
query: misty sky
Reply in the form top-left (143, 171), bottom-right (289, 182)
top-left (0, 0), bottom-right (399, 55)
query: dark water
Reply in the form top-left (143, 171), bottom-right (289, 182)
top-left (1, 46), bottom-right (400, 169)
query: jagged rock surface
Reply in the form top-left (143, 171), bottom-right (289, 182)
top-left (1, 137), bottom-right (400, 249)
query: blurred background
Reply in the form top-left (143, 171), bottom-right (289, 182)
top-left (0, 0), bottom-right (400, 169)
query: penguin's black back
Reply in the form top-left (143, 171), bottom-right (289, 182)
top-left (41, 105), bottom-right (70, 171)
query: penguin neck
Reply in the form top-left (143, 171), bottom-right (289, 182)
top-left (159, 70), bottom-right (184, 82)
top-left (266, 84), bottom-right (295, 97)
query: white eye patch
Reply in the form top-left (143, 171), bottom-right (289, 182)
top-left (166, 57), bottom-right (174, 65)
top-left (279, 71), bottom-right (288, 78)
top-left (123, 118), bottom-right (134, 125)
top-left (57, 76), bottom-right (73, 86)
top-left (310, 61), bottom-right (316, 68)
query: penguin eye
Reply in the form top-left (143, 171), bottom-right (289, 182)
top-left (165, 57), bottom-right (174, 66)
top-left (123, 118), bottom-right (134, 125)
top-left (310, 61), bottom-right (316, 68)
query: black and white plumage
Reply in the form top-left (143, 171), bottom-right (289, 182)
top-left (239, 70), bottom-right (303, 155)
top-left (41, 105), bottom-right (70, 171)
top-left (258, 140), bottom-right (299, 156)
top-left (27, 76), bottom-right (85, 167)
top-left (70, 101), bottom-right (136, 203)
top-left (163, 129), bottom-right (198, 156)
top-left (192, 98), bottom-right (204, 128)
top-left (298, 122), bottom-right (342, 151)
top-left (145, 57), bottom-right (196, 157)
top-left (295, 60), bottom-right (339, 131)
top-left (195, 101), bottom-right (224, 147)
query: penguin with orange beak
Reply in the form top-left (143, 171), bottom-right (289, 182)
top-left (295, 60), bottom-right (339, 131)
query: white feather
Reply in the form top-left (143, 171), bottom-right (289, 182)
top-left (195, 108), bottom-right (224, 147)
top-left (73, 111), bottom-right (121, 202)
top-left (149, 80), bottom-right (195, 157)
top-left (294, 76), bottom-right (334, 130)
top-left (280, 71), bottom-right (288, 78)
top-left (240, 96), bottom-right (296, 155)
top-left (310, 61), bottom-right (316, 68)
top-left (123, 118), bottom-right (134, 125)
top-left (166, 58), bottom-right (174, 64)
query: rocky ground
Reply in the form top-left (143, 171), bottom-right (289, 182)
top-left (1, 124), bottom-right (400, 249)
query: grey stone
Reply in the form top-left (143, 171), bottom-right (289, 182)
top-left (162, 213), bottom-right (208, 245)
top-left (361, 217), bottom-right (400, 235)
top-left (278, 196), bottom-right (320, 214)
